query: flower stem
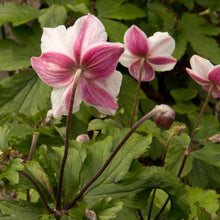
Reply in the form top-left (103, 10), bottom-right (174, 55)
top-left (28, 134), bottom-right (39, 161)
top-left (154, 84), bottom-right (214, 219)
top-left (147, 131), bottom-right (175, 220)
top-left (64, 106), bottom-right (162, 211)
top-left (56, 69), bottom-right (82, 211)
top-left (130, 58), bottom-right (145, 128)
top-left (20, 170), bottom-right (54, 214)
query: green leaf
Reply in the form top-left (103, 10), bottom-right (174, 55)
top-left (66, 3), bottom-right (89, 14)
top-left (0, 200), bottom-right (44, 220)
top-left (100, 18), bottom-right (127, 42)
top-left (0, 71), bottom-right (51, 116)
top-left (69, 201), bottom-right (87, 220)
top-left (170, 88), bottom-right (198, 102)
top-left (96, 0), bottom-right (146, 20)
top-left (177, 0), bottom-right (194, 10)
top-left (25, 160), bottom-right (55, 200)
top-left (178, 13), bottom-right (220, 63)
top-left (0, 24), bottom-right (41, 71)
top-left (91, 198), bottom-right (123, 220)
top-left (190, 142), bottom-right (220, 167)
top-left (39, 4), bottom-right (67, 28)
top-left (186, 186), bottom-right (219, 219)
top-left (0, 2), bottom-right (40, 26)
top-left (0, 158), bottom-right (24, 185)
top-left (173, 102), bottom-right (198, 114)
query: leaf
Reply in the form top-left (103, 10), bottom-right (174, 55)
top-left (25, 160), bottom-right (55, 200)
top-left (0, 71), bottom-right (51, 116)
top-left (88, 119), bottom-right (122, 132)
top-left (177, 0), bottom-right (194, 10)
top-left (178, 13), bottom-right (220, 63)
top-left (96, 0), bottom-right (146, 20)
top-left (39, 4), bottom-right (67, 28)
top-left (66, 3), bottom-right (89, 14)
top-left (173, 102), bottom-right (198, 114)
top-left (0, 24), bottom-right (41, 71)
top-left (91, 198), bottom-right (123, 220)
top-left (186, 185), bottom-right (219, 219)
top-left (0, 200), bottom-right (45, 220)
top-left (170, 88), bottom-right (198, 102)
top-left (0, 158), bottom-right (24, 185)
top-left (190, 142), bottom-right (220, 167)
top-left (100, 18), bottom-right (127, 42)
top-left (69, 201), bottom-right (87, 220)
top-left (0, 2), bottom-right (40, 26)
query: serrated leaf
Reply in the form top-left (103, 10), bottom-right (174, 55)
top-left (88, 119), bottom-right (122, 132)
top-left (91, 198), bottom-right (123, 220)
top-left (0, 200), bottom-right (44, 220)
top-left (25, 160), bottom-right (55, 200)
top-left (0, 2), bottom-right (40, 26)
top-left (100, 18), bottom-right (127, 42)
top-left (0, 158), bottom-right (24, 185)
top-left (186, 185), bottom-right (219, 219)
top-left (0, 71), bottom-right (51, 116)
top-left (39, 4), bottom-right (67, 28)
top-left (69, 201), bottom-right (87, 220)
top-left (173, 102), bottom-right (198, 114)
top-left (66, 3), bottom-right (89, 14)
top-left (96, 0), bottom-right (146, 20)
top-left (178, 13), bottom-right (220, 63)
top-left (170, 88), bottom-right (198, 101)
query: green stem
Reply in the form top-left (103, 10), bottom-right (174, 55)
top-left (56, 69), bottom-right (82, 211)
top-left (64, 107), bottom-right (162, 211)
top-left (130, 58), bottom-right (145, 128)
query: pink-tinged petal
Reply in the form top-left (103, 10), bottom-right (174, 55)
top-left (51, 83), bottom-right (82, 118)
top-left (202, 84), bottom-right (220, 98)
top-left (41, 26), bottom-right (74, 59)
top-left (186, 68), bottom-right (210, 85)
top-left (148, 32), bottom-right (175, 56)
top-left (129, 59), bottom-right (155, 81)
top-left (124, 25), bottom-right (149, 56)
top-left (148, 56), bottom-right (177, 71)
top-left (73, 13), bottom-right (107, 62)
top-left (81, 42), bottom-right (124, 79)
top-left (80, 78), bottom-right (118, 115)
top-left (208, 65), bottom-right (220, 86)
top-left (190, 55), bottom-right (213, 80)
top-left (31, 52), bottom-right (76, 87)
top-left (119, 49), bottom-right (139, 68)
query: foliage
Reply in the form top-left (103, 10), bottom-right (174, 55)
top-left (0, 0), bottom-right (220, 219)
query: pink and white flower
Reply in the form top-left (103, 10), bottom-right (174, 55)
top-left (31, 14), bottom-right (124, 118)
top-left (119, 25), bottom-right (177, 81)
top-left (186, 55), bottom-right (220, 98)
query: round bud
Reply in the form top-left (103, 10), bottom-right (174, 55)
top-left (85, 209), bottom-right (97, 220)
top-left (209, 134), bottom-right (220, 144)
top-left (153, 104), bottom-right (176, 130)
top-left (76, 134), bottom-right (90, 143)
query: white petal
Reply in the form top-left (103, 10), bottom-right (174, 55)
top-left (119, 49), bottom-right (139, 68)
top-left (148, 32), bottom-right (175, 56)
top-left (41, 26), bottom-right (74, 59)
top-left (190, 55), bottom-right (213, 80)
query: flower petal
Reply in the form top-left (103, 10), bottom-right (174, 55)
top-left (51, 83), bottom-right (82, 118)
top-left (119, 49), bottom-right (139, 68)
top-left (31, 52), bottom-right (76, 87)
top-left (129, 59), bottom-right (155, 81)
top-left (124, 25), bottom-right (149, 56)
top-left (208, 65), bottom-right (220, 86)
top-left (190, 55), bottom-right (213, 80)
top-left (82, 42), bottom-right (124, 79)
top-left (80, 78), bottom-right (119, 115)
top-left (202, 84), bottom-right (220, 98)
top-left (148, 56), bottom-right (177, 71)
top-left (148, 32), bottom-right (175, 56)
top-left (186, 68), bottom-right (210, 85)
top-left (41, 26), bottom-right (74, 59)
top-left (73, 13), bottom-right (107, 62)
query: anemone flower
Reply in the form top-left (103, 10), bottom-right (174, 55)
top-left (32, 14), bottom-right (124, 118)
top-left (186, 55), bottom-right (220, 98)
top-left (119, 25), bottom-right (177, 82)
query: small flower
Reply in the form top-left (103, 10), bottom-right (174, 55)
top-left (153, 104), bottom-right (176, 130)
top-left (119, 25), bottom-right (177, 81)
top-left (32, 14), bottom-right (124, 118)
top-left (186, 55), bottom-right (220, 98)
top-left (209, 134), bottom-right (220, 144)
